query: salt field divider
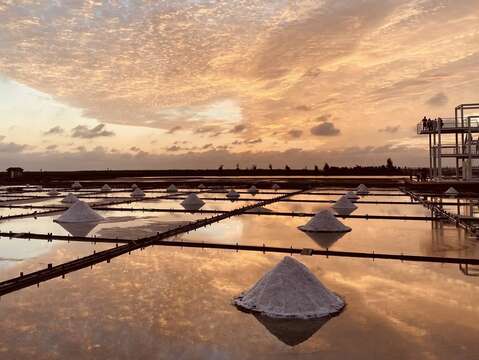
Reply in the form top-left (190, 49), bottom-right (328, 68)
top-left (0, 189), bottom-right (306, 297)
top-left (403, 189), bottom-right (478, 233)
top-left (0, 205), bottom-right (443, 221)
top-left (0, 228), bottom-right (479, 272)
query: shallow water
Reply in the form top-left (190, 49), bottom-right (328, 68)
top-left (0, 185), bottom-right (478, 359)
top-left (0, 246), bottom-right (478, 359)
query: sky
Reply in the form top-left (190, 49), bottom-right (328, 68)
top-left (0, 0), bottom-right (478, 170)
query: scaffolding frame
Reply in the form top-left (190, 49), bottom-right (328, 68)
top-left (417, 103), bottom-right (479, 181)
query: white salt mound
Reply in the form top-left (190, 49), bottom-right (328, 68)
top-left (248, 185), bottom-right (259, 194)
top-left (227, 189), bottom-right (240, 199)
top-left (272, 183), bottom-right (280, 191)
top-left (131, 184), bottom-right (138, 190)
top-left (298, 209), bottom-right (351, 233)
top-left (198, 184), bottom-right (206, 189)
top-left (48, 190), bottom-right (60, 196)
top-left (131, 187), bottom-right (145, 198)
top-left (345, 191), bottom-right (360, 200)
top-left (102, 184), bottom-right (112, 192)
top-left (55, 200), bottom-right (104, 223)
top-left (167, 184), bottom-right (178, 193)
top-left (61, 193), bottom-right (79, 204)
top-left (72, 181), bottom-right (82, 190)
top-left (233, 256), bottom-right (345, 319)
top-left (445, 187), bottom-right (459, 195)
top-left (245, 206), bottom-right (273, 213)
top-left (181, 193), bottom-right (205, 206)
top-left (332, 196), bottom-right (358, 211)
top-left (356, 184), bottom-right (369, 195)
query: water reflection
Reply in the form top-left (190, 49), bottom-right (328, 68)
top-left (253, 313), bottom-right (331, 346)
top-left (56, 222), bottom-right (99, 237)
top-left (181, 203), bottom-right (205, 212)
top-left (300, 231), bottom-right (346, 249)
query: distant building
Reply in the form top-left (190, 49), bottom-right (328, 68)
top-left (6, 167), bottom-right (24, 179)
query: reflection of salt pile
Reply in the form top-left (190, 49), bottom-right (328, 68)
top-left (61, 193), bottom-right (79, 204)
top-left (298, 209), bottom-right (351, 233)
top-left (55, 201), bottom-right (104, 223)
top-left (345, 191), bottom-right (359, 200)
top-left (272, 183), bottom-right (280, 191)
top-left (227, 189), bottom-right (240, 199)
top-left (445, 187), bottom-right (459, 196)
top-left (233, 256), bottom-right (345, 319)
top-left (131, 187), bottom-right (145, 198)
top-left (167, 184), bottom-right (178, 193)
top-left (181, 193), bottom-right (205, 209)
top-left (57, 222), bottom-right (99, 237)
top-left (301, 231), bottom-right (346, 249)
top-left (48, 189), bottom-right (60, 196)
top-left (254, 314), bottom-right (331, 347)
top-left (102, 184), bottom-right (112, 192)
top-left (71, 181), bottom-right (82, 190)
top-left (248, 185), bottom-right (259, 195)
top-left (332, 195), bottom-right (357, 215)
top-left (356, 184), bottom-right (369, 195)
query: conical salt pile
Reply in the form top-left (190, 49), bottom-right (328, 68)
top-left (55, 201), bottom-right (104, 223)
top-left (445, 187), bottom-right (459, 196)
top-left (227, 189), bottom-right (240, 199)
top-left (61, 193), bottom-right (79, 204)
top-left (233, 256), bottom-right (345, 319)
top-left (131, 183), bottom-right (138, 190)
top-left (345, 191), bottom-right (359, 200)
top-left (245, 206), bottom-right (273, 213)
top-left (356, 184), bottom-right (369, 195)
top-left (332, 196), bottom-right (357, 211)
top-left (181, 193), bottom-right (205, 207)
top-left (272, 183), bottom-right (280, 191)
top-left (131, 187), bottom-right (145, 198)
top-left (248, 185), bottom-right (259, 195)
top-left (101, 184), bottom-right (112, 192)
top-left (198, 184), bottom-right (206, 189)
top-left (298, 209), bottom-right (351, 233)
top-left (48, 189), bottom-right (60, 196)
top-left (167, 184), bottom-right (178, 193)
top-left (71, 181), bottom-right (82, 190)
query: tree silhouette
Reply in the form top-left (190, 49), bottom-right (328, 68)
top-left (323, 163), bottom-right (330, 172)
top-left (386, 158), bottom-right (394, 169)
top-left (269, 164), bottom-right (273, 170)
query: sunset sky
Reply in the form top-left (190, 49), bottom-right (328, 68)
top-left (1, 0), bottom-right (478, 170)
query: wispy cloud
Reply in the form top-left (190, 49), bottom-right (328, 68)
top-left (310, 122), bottom-right (340, 136)
top-left (71, 124), bottom-right (115, 139)
top-left (44, 126), bottom-right (64, 135)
